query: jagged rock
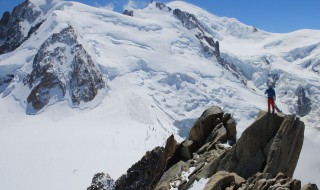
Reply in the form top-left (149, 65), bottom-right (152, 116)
top-left (188, 106), bottom-right (224, 147)
top-left (123, 10), bottom-right (133, 16)
top-left (115, 135), bottom-right (182, 190)
top-left (87, 173), bottom-right (115, 190)
top-left (171, 7), bottom-right (247, 85)
top-left (263, 115), bottom-right (304, 177)
top-left (23, 26), bottom-right (105, 113)
top-left (0, 11), bottom-right (10, 39)
top-left (0, 11), bottom-right (10, 26)
top-left (301, 184), bottom-right (319, 190)
top-left (240, 172), bottom-right (301, 190)
top-left (115, 147), bottom-right (164, 190)
top-left (203, 171), bottom-right (236, 190)
top-left (108, 107), bottom-right (310, 190)
top-left (173, 9), bottom-right (201, 30)
top-left (217, 111), bottom-right (304, 178)
top-left (154, 161), bottom-right (189, 190)
top-left (155, 2), bottom-right (172, 12)
top-left (225, 118), bottom-right (237, 144)
top-left (204, 123), bottom-right (227, 144)
top-left (0, 0), bottom-right (42, 54)
top-left (27, 73), bottom-right (65, 111)
top-left (180, 140), bottom-right (197, 160)
top-left (296, 86), bottom-right (311, 117)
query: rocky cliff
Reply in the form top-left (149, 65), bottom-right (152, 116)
top-left (0, 0), bottom-right (44, 54)
top-left (23, 26), bottom-right (105, 114)
top-left (88, 106), bottom-right (317, 190)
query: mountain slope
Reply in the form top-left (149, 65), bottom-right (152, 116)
top-left (0, 1), bottom-right (319, 190)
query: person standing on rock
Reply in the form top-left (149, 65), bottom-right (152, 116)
top-left (265, 82), bottom-right (276, 113)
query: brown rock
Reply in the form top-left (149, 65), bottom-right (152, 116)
top-left (180, 140), bottom-right (197, 160)
top-left (263, 115), bottom-right (305, 177)
top-left (226, 118), bottom-right (237, 143)
top-left (189, 106), bottom-right (224, 147)
top-left (217, 111), bottom-right (304, 179)
top-left (203, 171), bottom-right (235, 190)
top-left (301, 184), bottom-right (319, 190)
top-left (204, 123), bottom-right (228, 144)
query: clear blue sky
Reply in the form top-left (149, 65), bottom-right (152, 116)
top-left (1, 0), bottom-right (319, 33)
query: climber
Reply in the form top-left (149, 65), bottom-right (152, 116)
top-left (264, 82), bottom-right (276, 113)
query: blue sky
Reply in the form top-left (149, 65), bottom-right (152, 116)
top-left (1, 0), bottom-right (319, 33)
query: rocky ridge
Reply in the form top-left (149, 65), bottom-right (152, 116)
top-left (0, 0), bottom-right (44, 54)
top-left (88, 106), bottom-right (317, 190)
top-left (23, 26), bottom-right (105, 114)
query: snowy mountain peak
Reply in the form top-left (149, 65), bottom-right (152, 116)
top-left (22, 25), bottom-right (105, 114)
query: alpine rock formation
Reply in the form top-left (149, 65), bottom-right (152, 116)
top-left (0, 0), bottom-right (319, 190)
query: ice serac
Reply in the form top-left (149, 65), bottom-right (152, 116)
top-left (97, 106), bottom-right (314, 190)
top-left (24, 26), bottom-right (105, 114)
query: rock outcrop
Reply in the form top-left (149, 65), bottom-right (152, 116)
top-left (0, 74), bottom-right (14, 94)
top-left (23, 26), bottom-right (105, 114)
top-left (217, 112), bottom-right (304, 178)
top-left (0, 0), bottom-right (43, 54)
top-left (172, 8), bottom-right (247, 84)
top-left (88, 106), bottom-right (317, 190)
top-left (87, 173), bottom-right (115, 190)
top-left (296, 86), bottom-right (312, 117)
top-left (123, 10), bottom-right (134, 17)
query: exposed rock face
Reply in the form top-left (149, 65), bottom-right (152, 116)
top-left (296, 86), bottom-right (312, 117)
top-left (155, 2), bottom-right (172, 12)
top-left (203, 171), bottom-right (244, 190)
top-left (302, 184), bottom-right (319, 190)
top-left (173, 9), bottom-right (200, 30)
top-left (0, 11), bottom-right (10, 40)
top-left (115, 134), bottom-right (186, 190)
top-left (92, 106), bottom-right (316, 190)
top-left (0, 0), bottom-right (43, 54)
top-left (241, 172), bottom-right (302, 190)
top-left (111, 106), bottom-right (236, 190)
top-left (0, 74), bottom-right (14, 94)
top-left (123, 10), bottom-right (134, 17)
top-left (115, 147), bottom-right (164, 190)
top-left (172, 8), bottom-right (247, 84)
top-left (218, 111), bottom-right (304, 178)
top-left (23, 26), bottom-right (105, 114)
top-left (87, 173), bottom-right (115, 190)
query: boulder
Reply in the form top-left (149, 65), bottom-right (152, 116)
top-left (203, 171), bottom-right (235, 190)
top-left (180, 140), bottom-right (197, 160)
top-left (204, 123), bottom-right (227, 144)
top-left (188, 106), bottom-right (224, 147)
top-left (301, 184), bottom-right (319, 190)
top-left (263, 115), bottom-right (304, 177)
top-left (241, 172), bottom-right (301, 190)
top-left (217, 111), bottom-right (304, 178)
top-left (226, 118), bottom-right (237, 143)
top-left (154, 161), bottom-right (189, 190)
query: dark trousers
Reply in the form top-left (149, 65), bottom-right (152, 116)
top-left (268, 98), bottom-right (275, 113)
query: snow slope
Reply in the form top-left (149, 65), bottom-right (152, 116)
top-left (0, 1), bottom-right (319, 189)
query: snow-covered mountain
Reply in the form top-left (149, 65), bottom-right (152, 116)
top-left (0, 0), bottom-right (319, 189)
